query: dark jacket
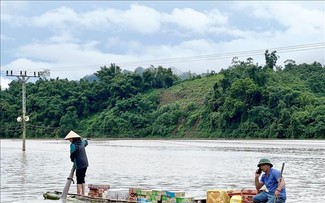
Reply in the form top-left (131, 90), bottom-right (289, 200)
top-left (70, 139), bottom-right (88, 169)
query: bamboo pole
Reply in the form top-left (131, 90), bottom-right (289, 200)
top-left (60, 165), bottom-right (76, 200)
top-left (274, 163), bottom-right (285, 203)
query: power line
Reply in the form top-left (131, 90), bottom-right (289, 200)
top-left (0, 42), bottom-right (324, 74)
top-left (48, 42), bottom-right (325, 71)
top-left (116, 42), bottom-right (325, 67)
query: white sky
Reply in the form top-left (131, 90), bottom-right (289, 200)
top-left (1, 1), bottom-right (324, 89)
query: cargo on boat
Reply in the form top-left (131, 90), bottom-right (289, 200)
top-left (43, 184), bottom-right (257, 203)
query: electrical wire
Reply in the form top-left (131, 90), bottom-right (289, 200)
top-left (115, 42), bottom-right (325, 66)
top-left (1, 42), bottom-right (324, 74)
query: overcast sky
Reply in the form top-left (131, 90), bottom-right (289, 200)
top-left (1, 1), bottom-right (324, 89)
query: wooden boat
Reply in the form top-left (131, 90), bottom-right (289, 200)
top-left (43, 191), bottom-right (135, 202)
top-left (43, 190), bottom-right (206, 203)
top-left (43, 186), bottom-right (256, 203)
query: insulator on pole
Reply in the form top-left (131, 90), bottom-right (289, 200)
top-left (6, 70), bottom-right (8, 75)
top-left (11, 70), bottom-right (13, 75)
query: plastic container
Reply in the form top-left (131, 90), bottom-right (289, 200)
top-left (229, 195), bottom-right (242, 203)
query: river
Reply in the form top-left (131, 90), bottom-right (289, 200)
top-left (1, 139), bottom-right (324, 203)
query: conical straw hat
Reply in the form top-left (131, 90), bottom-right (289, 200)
top-left (64, 130), bottom-right (81, 140)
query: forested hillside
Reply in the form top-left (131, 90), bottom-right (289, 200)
top-left (1, 54), bottom-right (324, 139)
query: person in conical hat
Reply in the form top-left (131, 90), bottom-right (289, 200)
top-left (253, 158), bottom-right (286, 203)
top-left (65, 130), bottom-right (89, 195)
top-left (64, 130), bottom-right (81, 140)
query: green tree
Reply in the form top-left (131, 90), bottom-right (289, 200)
top-left (58, 106), bottom-right (78, 137)
top-left (265, 50), bottom-right (279, 69)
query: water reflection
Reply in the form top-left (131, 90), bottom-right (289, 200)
top-left (1, 139), bottom-right (324, 203)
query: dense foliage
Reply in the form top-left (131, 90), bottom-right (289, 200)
top-left (1, 55), bottom-right (324, 139)
top-left (206, 60), bottom-right (325, 138)
top-left (0, 64), bottom-right (178, 138)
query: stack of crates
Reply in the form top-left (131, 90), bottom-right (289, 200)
top-left (162, 191), bottom-right (186, 203)
top-left (206, 190), bottom-right (230, 203)
top-left (87, 184), bottom-right (110, 198)
top-left (137, 189), bottom-right (154, 203)
top-left (227, 189), bottom-right (257, 203)
top-left (206, 189), bottom-right (257, 203)
top-left (128, 188), bottom-right (194, 203)
top-left (105, 188), bottom-right (129, 200)
top-left (128, 188), bottom-right (155, 202)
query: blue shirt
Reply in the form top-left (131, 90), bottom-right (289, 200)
top-left (261, 168), bottom-right (286, 198)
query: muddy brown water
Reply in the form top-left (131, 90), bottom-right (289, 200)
top-left (1, 139), bottom-right (324, 202)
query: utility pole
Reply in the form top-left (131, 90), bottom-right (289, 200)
top-left (6, 70), bottom-right (40, 151)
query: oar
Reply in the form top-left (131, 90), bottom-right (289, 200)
top-left (60, 165), bottom-right (76, 200)
top-left (274, 163), bottom-right (285, 203)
